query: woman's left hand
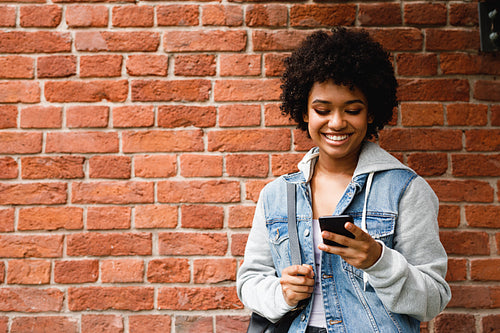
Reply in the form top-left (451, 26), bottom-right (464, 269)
top-left (318, 222), bottom-right (382, 269)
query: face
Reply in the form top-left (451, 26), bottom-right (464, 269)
top-left (304, 80), bottom-right (371, 164)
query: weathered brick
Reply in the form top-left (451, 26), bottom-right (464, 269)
top-left (112, 5), bottom-right (154, 27)
top-left (157, 5), bottom-right (199, 26)
top-left (404, 3), bottom-right (446, 26)
top-left (0, 56), bottom-right (34, 79)
top-left (474, 80), bottom-right (500, 102)
top-left (134, 155), bottom-right (177, 178)
top-left (0, 105), bottom-right (17, 128)
top-left (230, 233), bottom-right (248, 256)
top-left (398, 78), bottom-right (469, 101)
top-left (396, 54), bottom-right (437, 76)
top-left (0, 235), bottom-right (63, 258)
top-left (193, 258), bottom-right (237, 283)
top-left (72, 181), bottom-right (153, 204)
top-left (471, 259), bottom-right (500, 281)
top-left (0, 81), bottom-right (40, 103)
top-left (228, 205), bottom-right (255, 229)
top-left (20, 5), bottom-right (62, 28)
top-left (440, 53), bottom-right (500, 75)
top-left (252, 30), bottom-right (311, 52)
top-left (291, 4), bottom-right (355, 27)
top-left (0, 31), bottom-right (71, 53)
top-left (492, 105), bottom-right (500, 126)
top-left (438, 204), bottom-right (461, 228)
top-left (452, 154), bottom-right (500, 177)
top-left (465, 130), bottom-right (500, 152)
top-left (379, 129), bottom-right (462, 151)
top-left (208, 129), bottom-right (290, 152)
top-left (0, 288), bottom-right (63, 312)
top-left (158, 286), bottom-right (242, 310)
top-left (0, 157), bottom-right (17, 179)
top-left (164, 30), bottom-right (246, 52)
top-left (46, 132), bottom-right (119, 153)
top-left (219, 104), bottom-right (261, 127)
top-left (440, 231), bottom-right (490, 255)
top-left (7, 259), bottom-right (50, 284)
top-left (448, 285), bottom-right (500, 309)
top-left (465, 205), bottom-right (500, 228)
top-left (181, 205), bottom-right (224, 229)
top-left (80, 55), bottom-right (122, 78)
top-left (245, 180), bottom-right (270, 203)
top-left (174, 54), bottom-right (216, 77)
top-left (368, 28), bottom-right (423, 51)
top-left (265, 54), bottom-right (288, 77)
top-left (132, 80), bottom-right (210, 102)
top-left (69, 287), bottom-right (154, 311)
top-left (66, 105), bottom-right (109, 128)
top-left (158, 105), bottom-right (216, 128)
top-left (45, 80), bottom-right (128, 103)
top-left (446, 258), bottom-right (467, 282)
top-left (158, 180), bottom-right (240, 203)
top-left (54, 260), bottom-right (99, 284)
top-left (11, 316), bottom-right (78, 333)
top-left (89, 155), bottom-right (131, 179)
top-left (0, 5), bottom-right (15, 27)
top-left (37, 55), bottom-right (76, 78)
top-left (482, 314), bottom-right (500, 333)
top-left (175, 316), bottom-right (212, 333)
top-left (426, 28), bottom-right (479, 51)
top-left (147, 258), bottom-right (190, 283)
top-left (81, 315), bottom-right (123, 333)
top-left (401, 103), bottom-right (443, 126)
top-left (0, 208), bottom-right (15, 232)
top-left (128, 315), bottom-right (172, 333)
top-left (122, 130), bottom-right (204, 153)
top-left (216, 316), bottom-right (250, 333)
top-left (0, 183), bottom-right (66, 205)
top-left (112, 105), bottom-right (154, 128)
top-left (159, 232), bottom-right (228, 256)
top-left (434, 313), bottom-right (476, 333)
top-left (359, 3), bottom-right (401, 26)
top-left (20, 105), bottom-right (62, 129)
top-left (87, 206), bottom-right (131, 230)
top-left (134, 205), bottom-right (177, 229)
top-left (18, 207), bottom-right (83, 231)
top-left (101, 259), bottom-right (144, 283)
top-left (180, 155), bottom-right (223, 177)
top-left (226, 154), bottom-right (269, 177)
top-left (265, 103), bottom-right (295, 126)
top-left (66, 5), bottom-right (108, 28)
top-left (126, 55), bottom-right (168, 76)
top-left (450, 3), bottom-right (478, 26)
top-left (202, 4), bottom-right (243, 26)
top-left (67, 233), bottom-right (152, 256)
top-left (429, 180), bottom-right (494, 203)
top-left (75, 31), bottom-right (159, 52)
top-left (407, 153), bottom-right (448, 176)
top-left (245, 4), bottom-right (287, 27)
top-left (446, 103), bottom-right (488, 126)
top-left (220, 54), bottom-right (261, 76)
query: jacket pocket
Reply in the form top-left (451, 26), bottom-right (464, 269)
top-left (267, 221), bottom-right (291, 273)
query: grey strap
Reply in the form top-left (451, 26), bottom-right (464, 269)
top-left (287, 182), bottom-right (301, 266)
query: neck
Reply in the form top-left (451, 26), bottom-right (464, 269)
top-left (315, 150), bottom-right (360, 178)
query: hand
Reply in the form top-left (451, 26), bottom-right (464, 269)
top-left (280, 264), bottom-right (315, 307)
top-left (318, 222), bottom-right (382, 269)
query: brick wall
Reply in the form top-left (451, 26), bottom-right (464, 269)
top-left (0, 1), bottom-right (498, 332)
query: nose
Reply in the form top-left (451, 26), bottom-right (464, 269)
top-left (328, 111), bottom-right (346, 130)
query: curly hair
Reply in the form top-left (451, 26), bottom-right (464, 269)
top-left (280, 27), bottom-right (398, 139)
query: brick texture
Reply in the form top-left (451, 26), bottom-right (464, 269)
top-left (0, 2), bottom-right (496, 332)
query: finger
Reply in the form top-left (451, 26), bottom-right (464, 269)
top-left (282, 264), bottom-right (314, 278)
top-left (344, 222), bottom-right (368, 240)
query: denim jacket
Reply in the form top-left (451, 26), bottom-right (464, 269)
top-left (237, 142), bottom-right (451, 333)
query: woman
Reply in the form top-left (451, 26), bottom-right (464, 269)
top-left (236, 28), bottom-right (451, 333)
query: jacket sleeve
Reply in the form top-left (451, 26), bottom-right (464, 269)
top-left (236, 193), bottom-right (295, 322)
top-left (363, 176), bottom-right (452, 322)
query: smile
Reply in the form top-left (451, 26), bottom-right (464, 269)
top-left (323, 133), bottom-right (351, 141)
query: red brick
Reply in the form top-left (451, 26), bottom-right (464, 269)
top-left (474, 80), bottom-right (500, 102)
top-left (69, 287), bottom-right (154, 311)
top-left (20, 105), bottom-right (61, 129)
top-left (404, 3), bottom-right (446, 26)
top-left (448, 285), bottom-right (500, 309)
top-left (492, 105), bottom-right (500, 126)
top-left (396, 54), bottom-right (437, 76)
top-left (219, 104), bottom-right (261, 127)
top-left (81, 315), bottom-right (123, 333)
top-left (245, 180), bottom-right (271, 202)
top-left (164, 30), bottom-right (246, 52)
top-left (398, 78), bottom-right (469, 101)
top-left (158, 180), bottom-right (240, 203)
top-left (231, 233), bottom-right (248, 256)
top-left (122, 130), bottom-right (204, 153)
top-left (157, 5), bottom-right (198, 26)
top-left (159, 232), bottom-right (228, 256)
top-left (426, 28), bottom-right (480, 51)
top-left (72, 181), bottom-right (153, 204)
top-left (180, 155), bottom-right (223, 177)
top-left (291, 4), bottom-right (355, 27)
top-left (54, 260), bottom-right (99, 284)
top-left (129, 315), bottom-right (172, 333)
top-left (175, 316), bottom-right (212, 333)
top-left (226, 154), bottom-right (269, 177)
top-left (45, 80), bottom-right (128, 103)
top-left (87, 206), bottom-right (131, 230)
top-left (437, 204), bottom-right (461, 228)
top-left (126, 55), bottom-right (168, 76)
top-left (265, 53), bottom-right (288, 77)
top-left (134, 155), bottom-right (177, 178)
top-left (158, 286), bottom-right (242, 310)
top-left (37, 55), bottom-right (76, 78)
top-left (0, 208), bottom-right (15, 232)
top-left (434, 313), bottom-right (475, 333)
top-left (0, 288), bottom-right (63, 312)
top-left (66, 105), bottom-right (109, 128)
top-left (265, 103), bottom-right (295, 126)
top-left (429, 180), bottom-right (494, 203)
top-left (452, 154), bottom-right (500, 177)
top-left (46, 132), bottom-right (118, 153)
top-left (132, 79), bottom-right (210, 102)
top-left (89, 155), bottom-right (131, 179)
top-left (101, 259), bottom-right (144, 283)
top-left (67, 233), bottom-right (152, 256)
top-left (158, 105), bottom-right (216, 128)
top-left (0, 5), bottom-right (15, 27)
top-left (0, 31), bottom-right (71, 53)
top-left (228, 205), bottom-right (255, 228)
top-left (220, 54), bottom-right (261, 76)
top-left (0, 157), bottom-right (17, 179)
top-left (174, 54), bottom-right (216, 76)
top-left (112, 5), bottom-right (154, 27)
top-left (7, 259), bottom-right (50, 284)
top-left (252, 30), bottom-right (311, 51)
top-left (466, 130), bottom-right (500, 152)
top-left (112, 105), bottom-right (154, 128)
top-left (482, 314), bottom-right (500, 333)
top-left (0, 263), bottom-right (4, 283)
top-left (0, 235), bottom-right (63, 258)
top-left (465, 205), bottom-right (500, 228)
top-left (0, 56), bottom-right (34, 79)
top-left (450, 3), bottom-right (478, 27)
top-left (245, 4), bottom-right (287, 27)
top-left (440, 53), bottom-right (500, 75)
top-left (446, 258), bottom-right (467, 282)
top-left (368, 28), bottom-right (423, 51)
top-left (147, 258), bottom-right (190, 283)
top-left (75, 31), bottom-right (159, 52)
top-left (202, 4), bottom-right (243, 26)
top-left (208, 128), bottom-right (290, 152)
top-left (66, 5), bottom-right (108, 28)
top-left (18, 207), bottom-right (83, 231)
top-left (440, 231), bottom-right (490, 255)
top-left (0, 81), bottom-right (40, 103)
top-left (0, 105), bottom-right (17, 128)
top-left (193, 258), bottom-right (237, 283)
top-left (80, 55), bottom-right (122, 78)
top-left (134, 205), bottom-right (177, 229)
top-left (471, 259), bottom-right (500, 281)
top-left (407, 153), bottom-right (448, 176)
top-left (401, 103), bottom-right (443, 126)
top-left (181, 205), bottom-right (224, 229)
top-left (0, 183), bottom-right (66, 205)
top-left (446, 103), bottom-right (488, 126)
top-left (271, 153), bottom-right (303, 176)
top-left (379, 129), bottom-right (462, 151)
top-left (11, 316), bottom-right (78, 333)
top-left (20, 5), bottom-right (62, 28)
top-left (216, 316), bottom-right (250, 333)
top-left (359, 3), bottom-right (401, 26)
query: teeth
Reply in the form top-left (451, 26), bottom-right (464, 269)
top-left (325, 134), bottom-right (349, 141)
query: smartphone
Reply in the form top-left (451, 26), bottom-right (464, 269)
top-left (318, 215), bottom-right (354, 248)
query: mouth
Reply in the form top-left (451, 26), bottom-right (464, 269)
top-left (323, 133), bottom-right (351, 142)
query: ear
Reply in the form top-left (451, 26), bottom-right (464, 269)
top-left (303, 111), bottom-right (309, 123)
top-left (367, 113), bottom-right (374, 124)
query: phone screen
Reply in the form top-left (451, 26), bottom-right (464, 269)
top-left (318, 215), bottom-right (354, 247)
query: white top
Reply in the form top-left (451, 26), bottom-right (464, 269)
top-left (309, 219), bottom-right (327, 328)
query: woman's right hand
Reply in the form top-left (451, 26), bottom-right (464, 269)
top-left (280, 264), bottom-right (315, 307)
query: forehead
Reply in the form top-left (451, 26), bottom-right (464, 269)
top-left (308, 80), bottom-right (367, 103)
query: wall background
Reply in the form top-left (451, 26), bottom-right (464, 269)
top-left (0, 0), bottom-right (498, 332)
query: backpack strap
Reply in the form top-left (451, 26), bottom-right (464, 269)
top-left (287, 182), bottom-right (301, 266)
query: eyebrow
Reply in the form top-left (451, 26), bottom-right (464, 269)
top-left (311, 99), bottom-right (366, 106)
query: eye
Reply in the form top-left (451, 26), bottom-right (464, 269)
top-left (345, 109), bottom-right (362, 115)
top-left (313, 109), bottom-right (330, 116)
